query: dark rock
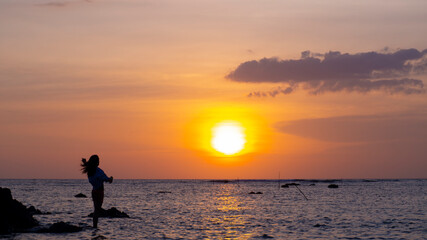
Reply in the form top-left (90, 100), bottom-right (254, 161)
top-left (362, 179), bottom-right (377, 182)
top-left (321, 179), bottom-right (341, 183)
top-left (0, 187), bottom-right (39, 234)
top-left (210, 180), bottom-right (230, 183)
top-left (249, 191), bottom-right (256, 194)
top-left (309, 184), bottom-right (316, 186)
top-left (328, 184), bottom-right (339, 188)
top-left (27, 206), bottom-right (42, 215)
top-left (0, 188), bottom-right (12, 201)
top-left (74, 193), bottom-right (87, 198)
top-left (262, 234), bottom-right (274, 238)
top-left (158, 191), bottom-right (172, 194)
top-left (37, 222), bottom-right (82, 233)
top-left (281, 183), bottom-right (300, 188)
top-left (92, 235), bottom-right (107, 240)
top-left (88, 207), bottom-right (129, 218)
top-left (256, 192), bottom-right (263, 194)
top-left (26, 206), bottom-right (50, 215)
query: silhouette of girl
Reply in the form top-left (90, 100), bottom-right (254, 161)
top-left (81, 154), bottom-right (113, 228)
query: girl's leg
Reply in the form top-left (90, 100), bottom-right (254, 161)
top-left (93, 201), bottom-right (99, 228)
top-left (92, 190), bottom-right (104, 228)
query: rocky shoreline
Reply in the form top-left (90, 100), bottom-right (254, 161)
top-left (0, 187), bottom-right (128, 235)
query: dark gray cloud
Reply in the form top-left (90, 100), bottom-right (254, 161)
top-left (247, 86), bottom-right (294, 97)
top-left (227, 48), bottom-right (427, 97)
top-left (275, 113), bottom-right (427, 143)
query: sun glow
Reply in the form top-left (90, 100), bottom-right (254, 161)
top-left (184, 105), bottom-right (270, 161)
top-left (211, 121), bottom-right (246, 155)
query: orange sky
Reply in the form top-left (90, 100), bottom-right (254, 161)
top-left (1, 0), bottom-right (426, 179)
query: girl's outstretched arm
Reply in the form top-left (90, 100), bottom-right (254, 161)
top-left (99, 168), bottom-right (112, 183)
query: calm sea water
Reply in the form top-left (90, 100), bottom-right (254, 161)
top-left (0, 179), bottom-right (426, 239)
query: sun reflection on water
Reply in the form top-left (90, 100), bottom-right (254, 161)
top-left (202, 184), bottom-right (252, 239)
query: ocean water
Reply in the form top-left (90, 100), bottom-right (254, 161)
top-left (0, 179), bottom-right (426, 239)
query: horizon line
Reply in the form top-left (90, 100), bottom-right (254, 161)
top-left (1, 178), bottom-right (426, 180)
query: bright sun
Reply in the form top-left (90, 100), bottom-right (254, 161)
top-left (211, 121), bottom-right (246, 155)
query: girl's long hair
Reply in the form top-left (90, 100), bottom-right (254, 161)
top-left (81, 155), bottom-right (99, 177)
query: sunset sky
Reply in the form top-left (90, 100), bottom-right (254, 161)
top-left (1, 0), bottom-right (426, 179)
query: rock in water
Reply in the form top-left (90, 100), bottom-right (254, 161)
top-left (328, 184), bottom-right (339, 188)
top-left (74, 193), bottom-right (87, 198)
top-left (88, 207), bottom-right (130, 218)
top-left (46, 222), bottom-right (82, 233)
top-left (27, 206), bottom-right (52, 215)
top-left (157, 191), bottom-right (172, 194)
top-left (26, 206), bottom-right (50, 215)
top-left (26, 206), bottom-right (42, 215)
top-left (262, 234), bottom-right (274, 238)
top-left (281, 183), bottom-right (300, 188)
top-left (38, 222), bottom-right (82, 233)
top-left (0, 187), bottom-right (39, 234)
top-left (92, 235), bottom-right (108, 240)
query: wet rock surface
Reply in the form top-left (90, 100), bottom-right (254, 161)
top-left (37, 222), bottom-right (83, 233)
top-left (88, 207), bottom-right (130, 218)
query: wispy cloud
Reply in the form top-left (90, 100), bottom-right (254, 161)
top-left (227, 48), bottom-right (427, 97)
top-left (36, 0), bottom-right (92, 8)
top-left (275, 113), bottom-right (427, 142)
top-left (37, 2), bottom-right (69, 7)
